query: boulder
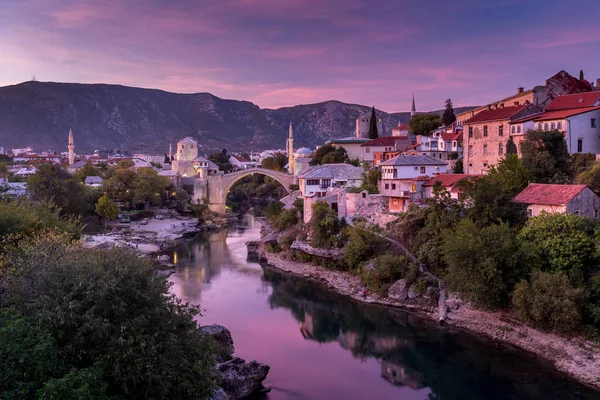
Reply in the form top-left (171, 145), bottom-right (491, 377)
top-left (155, 269), bottom-right (174, 277)
top-left (210, 388), bottom-right (228, 400)
top-left (158, 254), bottom-right (170, 261)
top-left (217, 357), bottom-right (270, 400)
top-left (407, 284), bottom-right (421, 299)
top-left (201, 324), bottom-right (235, 359)
top-left (388, 279), bottom-right (408, 301)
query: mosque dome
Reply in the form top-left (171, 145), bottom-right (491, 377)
top-left (294, 147), bottom-right (312, 158)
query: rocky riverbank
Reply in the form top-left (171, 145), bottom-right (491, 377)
top-left (249, 242), bottom-right (600, 391)
top-left (201, 324), bottom-right (270, 400)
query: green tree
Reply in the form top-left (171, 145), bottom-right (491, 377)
top-left (580, 69), bottom-right (584, 81)
top-left (344, 222), bottom-right (388, 269)
top-left (0, 200), bottom-right (82, 239)
top-left (368, 107), bottom-right (379, 139)
top-left (103, 168), bottom-right (137, 206)
top-left (208, 152), bottom-right (232, 172)
top-left (0, 233), bottom-right (218, 399)
top-left (443, 219), bottom-right (528, 308)
top-left (453, 159), bottom-right (463, 173)
top-left (518, 213), bottom-right (597, 279)
top-left (310, 201), bottom-right (341, 248)
top-left (95, 195), bottom-right (119, 229)
top-left (28, 163), bottom-right (90, 216)
top-left (132, 167), bottom-right (170, 210)
top-left (409, 114), bottom-right (442, 136)
top-left (512, 271), bottom-right (583, 334)
top-left (575, 161), bottom-right (600, 192)
top-left (309, 145), bottom-right (349, 165)
top-left (261, 153), bottom-right (288, 171)
top-left (520, 129), bottom-right (571, 183)
top-left (487, 154), bottom-right (529, 197)
top-left (506, 136), bottom-right (518, 155)
top-left (72, 163), bottom-right (103, 183)
top-left (358, 167), bottom-right (381, 193)
top-left (442, 98), bottom-right (456, 126)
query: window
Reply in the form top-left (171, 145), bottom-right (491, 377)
top-left (483, 144), bottom-right (488, 156)
top-left (537, 123), bottom-right (542, 130)
top-left (578, 139), bottom-right (583, 153)
top-left (483, 162), bottom-right (488, 167)
top-left (483, 125), bottom-right (488, 137)
top-left (498, 125), bottom-right (503, 136)
top-left (595, 209), bottom-right (599, 219)
top-left (511, 126), bottom-right (515, 134)
top-left (391, 183), bottom-right (396, 190)
top-left (527, 208), bottom-right (532, 217)
top-left (468, 127), bottom-right (473, 138)
top-left (307, 179), bottom-right (319, 185)
top-left (544, 122), bottom-right (548, 131)
top-left (498, 143), bottom-right (504, 156)
top-left (468, 146), bottom-right (473, 157)
top-left (592, 118), bottom-right (597, 128)
top-left (517, 125), bottom-right (521, 133)
top-left (550, 122), bottom-right (555, 130)
top-left (365, 148), bottom-right (371, 153)
top-left (557, 121), bottom-right (562, 130)
top-left (420, 166), bottom-right (426, 174)
top-left (385, 183), bottom-right (389, 190)
top-left (468, 163), bottom-right (473, 167)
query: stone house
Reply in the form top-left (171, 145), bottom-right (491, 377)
top-left (422, 173), bottom-right (478, 202)
top-left (379, 155), bottom-right (447, 212)
top-left (298, 163), bottom-right (363, 197)
top-left (361, 136), bottom-right (415, 164)
top-left (513, 183), bottom-right (600, 219)
top-left (463, 104), bottom-right (542, 174)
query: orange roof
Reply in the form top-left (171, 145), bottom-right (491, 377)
top-left (533, 106), bottom-right (600, 122)
top-left (452, 132), bottom-right (463, 141)
top-left (423, 174), bottom-right (478, 187)
top-left (513, 183), bottom-right (589, 206)
top-left (393, 124), bottom-right (411, 131)
top-left (464, 105), bottom-right (527, 123)
top-left (545, 92), bottom-right (600, 111)
top-left (441, 132), bottom-right (455, 141)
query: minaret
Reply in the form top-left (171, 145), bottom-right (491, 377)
top-left (287, 122), bottom-right (295, 174)
top-left (68, 129), bottom-right (75, 165)
top-left (410, 94), bottom-right (416, 119)
top-left (169, 143), bottom-right (172, 161)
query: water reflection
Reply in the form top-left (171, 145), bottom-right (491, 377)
top-left (169, 218), bottom-right (599, 400)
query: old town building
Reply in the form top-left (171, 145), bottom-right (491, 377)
top-left (514, 183), bottom-right (600, 219)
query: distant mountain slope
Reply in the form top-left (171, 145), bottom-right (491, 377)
top-left (0, 81), bottom-right (476, 153)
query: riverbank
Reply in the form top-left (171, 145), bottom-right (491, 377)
top-left (255, 244), bottom-right (600, 391)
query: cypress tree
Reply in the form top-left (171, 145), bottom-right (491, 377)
top-left (579, 69), bottom-right (584, 81)
top-left (506, 136), bottom-right (518, 155)
top-left (368, 107), bottom-right (379, 139)
top-left (442, 98), bottom-right (456, 126)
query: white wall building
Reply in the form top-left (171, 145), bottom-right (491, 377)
top-left (299, 164), bottom-right (363, 197)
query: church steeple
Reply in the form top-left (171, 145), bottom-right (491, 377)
top-left (68, 129), bottom-right (75, 165)
top-left (410, 94), bottom-right (416, 118)
top-left (287, 122), bottom-right (295, 174)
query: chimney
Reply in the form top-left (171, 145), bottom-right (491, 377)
top-left (500, 103), bottom-right (504, 108)
top-left (518, 87), bottom-right (524, 94)
top-left (487, 105), bottom-right (491, 110)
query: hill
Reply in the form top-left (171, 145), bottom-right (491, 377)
top-left (0, 81), bottom-right (476, 153)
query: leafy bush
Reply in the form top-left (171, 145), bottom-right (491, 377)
top-left (512, 271), bottom-right (583, 334)
top-left (0, 200), bottom-right (82, 239)
top-left (310, 201), bottom-right (341, 249)
top-left (265, 201), bottom-right (284, 222)
top-left (343, 223), bottom-right (389, 269)
top-left (274, 209), bottom-right (298, 232)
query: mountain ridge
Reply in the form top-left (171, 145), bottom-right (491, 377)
top-left (0, 81), bottom-right (475, 153)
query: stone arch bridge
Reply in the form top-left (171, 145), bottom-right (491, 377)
top-left (204, 168), bottom-right (297, 213)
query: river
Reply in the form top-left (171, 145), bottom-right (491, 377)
top-left (169, 216), bottom-right (599, 400)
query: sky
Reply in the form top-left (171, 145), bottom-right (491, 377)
top-left (1, 0), bottom-right (599, 112)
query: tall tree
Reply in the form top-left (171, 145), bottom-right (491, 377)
top-left (580, 69), bottom-right (584, 81)
top-left (506, 136), bottom-right (518, 155)
top-left (27, 163), bottom-right (89, 216)
top-left (409, 114), bottom-right (442, 136)
top-left (368, 107), bottom-right (379, 139)
top-left (442, 98), bottom-right (456, 126)
top-left (309, 145), bottom-right (349, 165)
top-left (95, 194), bottom-right (119, 229)
top-left (520, 129), bottom-right (572, 183)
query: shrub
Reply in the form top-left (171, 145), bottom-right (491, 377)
top-left (265, 242), bottom-right (282, 253)
top-left (512, 271), bottom-right (583, 334)
top-left (361, 255), bottom-right (409, 296)
top-left (274, 209), bottom-right (298, 232)
top-left (343, 224), bottom-right (389, 269)
top-left (265, 201), bottom-right (284, 222)
top-left (310, 201), bottom-right (341, 249)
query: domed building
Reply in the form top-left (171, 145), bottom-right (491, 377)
top-left (293, 147), bottom-right (312, 176)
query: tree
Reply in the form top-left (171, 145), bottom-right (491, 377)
top-left (0, 200), bottom-right (82, 239)
top-left (309, 145), bottom-right (349, 165)
top-left (486, 154), bottom-right (529, 197)
top-left (576, 161), bottom-right (600, 192)
top-left (513, 271), bottom-right (583, 334)
top-left (409, 114), bottom-right (442, 136)
top-left (453, 159), bottom-right (463, 173)
top-left (95, 195), bottom-right (119, 229)
top-left (580, 69), bottom-right (584, 81)
top-left (310, 201), bottom-right (341, 248)
top-left (261, 153), bottom-right (288, 171)
top-left (357, 167), bottom-right (381, 193)
top-left (506, 136), bottom-right (518, 155)
top-left (368, 107), bottom-right (378, 139)
top-left (0, 233), bottom-right (218, 399)
top-left (208, 152), bottom-right (232, 172)
top-left (28, 163), bottom-right (90, 216)
top-left (442, 98), bottom-right (456, 126)
top-left (520, 129), bottom-right (571, 183)
top-left (72, 162), bottom-right (103, 183)
top-left (131, 167), bottom-right (170, 210)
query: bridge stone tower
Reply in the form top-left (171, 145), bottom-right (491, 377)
top-left (171, 137), bottom-right (198, 177)
top-left (68, 129), bottom-right (75, 165)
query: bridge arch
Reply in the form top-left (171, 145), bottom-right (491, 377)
top-left (206, 168), bottom-right (298, 213)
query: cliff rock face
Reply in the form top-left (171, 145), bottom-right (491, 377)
top-left (0, 81), bottom-right (475, 153)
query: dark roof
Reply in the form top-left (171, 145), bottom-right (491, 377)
top-left (534, 106), bottom-right (600, 121)
top-left (464, 105), bottom-right (526, 124)
top-left (361, 136), bottom-right (408, 147)
top-left (513, 183), bottom-right (590, 206)
top-left (440, 132), bottom-right (455, 141)
top-left (545, 92), bottom-right (600, 111)
top-left (423, 174), bottom-right (472, 187)
top-left (380, 154), bottom-right (447, 166)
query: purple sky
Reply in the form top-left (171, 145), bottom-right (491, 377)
top-left (1, 0), bottom-right (599, 112)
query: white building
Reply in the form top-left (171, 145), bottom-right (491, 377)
top-left (229, 155), bottom-right (256, 170)
top-left (12, 147), bottom-right (33, 157)
top-left (299, 163), bottom-right (363, 197)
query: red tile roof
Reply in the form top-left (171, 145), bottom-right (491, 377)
top-left (423, 174), bottom-right (471, 187)
top-left (513, 183), bottom-right (589, 206)
top-left (545, 92), bottom-right (600, 111)
top-left (232, 155), bottom-right (251, 162)
top-left (452, 132), bottom-right (463, 141)
top-left (361, 136), bottom-right (408, 147)
top-left (464, 105), bottom-right (526, 123)
top-left (441, 132), bottom-right (455, 141)
top-left (393, 124), bottom-right (411, 131)
top-left (533, 106), bottom-right (600, 122)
